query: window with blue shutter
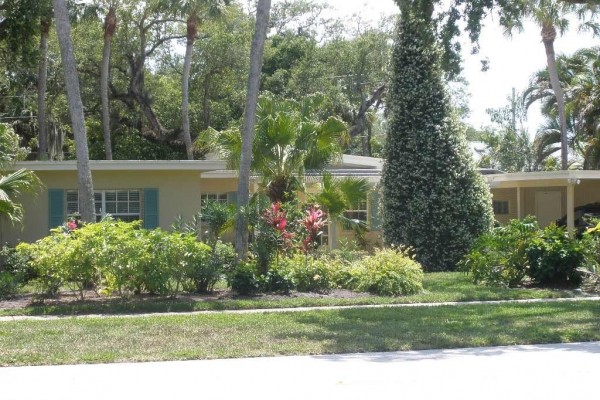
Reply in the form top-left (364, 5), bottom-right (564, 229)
top-left (48, 189), bottom-right (65, 229)
top-left (143, 188), bottom-right (159, 229)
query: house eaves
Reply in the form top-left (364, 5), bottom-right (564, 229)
top-left (15, 160), bottom-right (227, 172)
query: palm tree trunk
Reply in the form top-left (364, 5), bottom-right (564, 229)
top-left (235, 0), bottom-right (271, 260)
top-left (37, 18), bottom-right (50, 160)
top-left (53, 0), bottom-right (95, 222)
top-left (101, 6), bottom-right (116, 160)
top-left (542, 23), bottom-right (569, 170)
top-left (181, 13), bottom-right (197, 160)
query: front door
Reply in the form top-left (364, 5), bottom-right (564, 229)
top-left (535, 190), bottom-right (562, 228)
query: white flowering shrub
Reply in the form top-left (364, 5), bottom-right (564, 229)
top-left (381, 10), bottom-right (494, 271)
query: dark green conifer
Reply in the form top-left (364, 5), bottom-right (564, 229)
top-left (382, 6), bottom-right (493, 271)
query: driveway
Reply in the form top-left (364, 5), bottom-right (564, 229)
top-left (1, 342), bottom-right (598, 399)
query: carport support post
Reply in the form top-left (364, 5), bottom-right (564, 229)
top-left (567, 182), bottom-right (575, 236)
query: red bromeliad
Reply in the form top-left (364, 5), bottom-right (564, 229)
top-left (301, 205), bottom-right (327, 254)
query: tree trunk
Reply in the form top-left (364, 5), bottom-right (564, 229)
top-left (101, 6), bottom-right (116, 160)
top-left (235, 0), bottom-right (271, 260)
top-left (53, 0), bottom-right (95, 222)
top-left (37, 18), bottom-right (50, 160)
top-left (542, 23), bottom-right (569, 170)
top-left (181, 13), bottom-right (197, 160)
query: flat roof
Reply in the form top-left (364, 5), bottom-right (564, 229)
top-left (15, 160), bottom-right (227, 172)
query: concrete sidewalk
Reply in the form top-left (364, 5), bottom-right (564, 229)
top-left (1, 342), bottom-right (599, 400)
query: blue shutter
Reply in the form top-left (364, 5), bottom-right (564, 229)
top-left (369, 191), bottom-right (381, 231)
top-left (48, 189), bottom-right (65, 229)
top-left (143, 188), bottom-right (159, 229)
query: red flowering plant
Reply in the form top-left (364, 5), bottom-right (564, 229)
top-left (51, 214), bottom-right (82, 235)
top-left (261, 202), bottom-right (296, 268)
top-left (300, 205), bottom-right (327, 255)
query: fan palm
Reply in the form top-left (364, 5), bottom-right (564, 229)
top-left (206, 94), bottom-right (349, 203)
top-left (0, 169), bottom-right (41, 226)
top-left (310, 171), bottom-right (371, 233)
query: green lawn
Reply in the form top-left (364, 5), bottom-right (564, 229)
top-left (0, 272), bottom-right (582, 317)
top-left (1, 301), bottom-right (599, 366)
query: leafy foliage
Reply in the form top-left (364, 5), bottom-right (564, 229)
top-left (382, 9), bottom-right (494, 271)
top-left (461, 217), bottom-right (587, 288)
top-left (459, 217), bottom-right (539, 287)
top-left (349, 247), bottom-right (424, 296)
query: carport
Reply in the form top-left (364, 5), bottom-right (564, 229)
top-left (487, 170), bottom-right (600, 233)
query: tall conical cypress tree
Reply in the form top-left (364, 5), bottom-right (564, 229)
top-left (382, 5), bottom-right (493, 271)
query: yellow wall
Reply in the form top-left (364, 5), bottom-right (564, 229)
top-left (490, 188), bottom-right (518, 225)
top-left (575, 180), bottom-right (600, 206)
top-left (2, 170), bottom-right (212, 245)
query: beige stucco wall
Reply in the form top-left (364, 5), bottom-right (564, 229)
top-left (575, 180), bottom-right (600, 206)
top-left (490, 188), bottom-right (518, 225)
top-left (2, 170), bottom-right (212, 245)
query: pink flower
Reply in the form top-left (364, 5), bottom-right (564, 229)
top-left (67, 220), bottom-right (78, 231)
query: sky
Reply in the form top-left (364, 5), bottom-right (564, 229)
top-left (294, 0), bottom-right (598, 135)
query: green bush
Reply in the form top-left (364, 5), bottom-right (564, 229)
top-left (184, 240), bottom-right (223, 293)
top-left (0, 271), bottom-right (19, 299)
top-left (351, 248), bottom-right (424, 296)
top-left (17, 219), bottom-right (225, 298)
top-left (279, 254), bottom-right (335, 293)
top-left (526, 224), bottom-right (585, 286)
top-left (0, 245), bottom-right (35, 283)
top-left (260, 266), bottom-right (295, 294)
top-left (228, 261), bottom-right (260, 296)
top-left (459, 217), bottom-right (539, 287)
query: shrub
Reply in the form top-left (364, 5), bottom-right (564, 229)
top-left (351, 248), bottom-right (424, 296)
top-left (0, 271), bottom-right (19, 299)
top-left (279, 254), bottom-right (335, 293)
top-left (228, 261), bottom-right (260, 296)
top-left (260, 266), bottom-right (295, 294)
top-left (526, 224), bottom-right (585, 286)
top-left (184, 240), bottom-right (221, 293)
top-left (0, 245), bottom-right (35, 283)
top-left (459, 217), bottom-right (539, 287)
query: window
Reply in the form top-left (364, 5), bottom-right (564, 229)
top-left (493, 200), bottom-right (509, 215)
top-left (67, 190), bottom-right (141, 222)
top-left (319, 222), bottom-right (329, 246)
top-left (343, 197), bottom-right (368, 227)
top-left (200, 193), bottom-right (228, 206)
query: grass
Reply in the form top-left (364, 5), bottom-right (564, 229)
top-left (1, 300), bottom-right (599, 366)
top-left (0, 272), bottom-right (582, 317)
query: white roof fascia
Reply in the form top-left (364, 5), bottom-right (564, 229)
top-left (486, 170), bottom-right (600, 184)
top-left (339, 155), bottom-right (383, 169)
top-left (15, 160), bottom-right (226, 172)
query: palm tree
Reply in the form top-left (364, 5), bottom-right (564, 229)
top-left (209, 95), bottom-right (349, 203)
top-left (179, 0), bottom-right (229, 160)
top-left (310, 172), bottom-right (371, 234)
top-left (235, 0), bottom-right (271, 259)
top-left (0, 169), bottom-right (40, 227)
top-left (524, 47), bottom-right (600, 168)
top-left (100, 1), bottom-right (117, 160)
top-left (53, 0), bottom-right (95, 222)
top-left (37, 4), bottom-right (52, 160)
top-left (505, 0), bottom-right (595, 170)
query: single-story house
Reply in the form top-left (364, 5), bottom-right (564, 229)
top-left (3, 157), bottom-right (598, 248)
top-left (1, 155), bottom-right (383, 248)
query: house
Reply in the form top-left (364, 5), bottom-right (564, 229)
top-left (4, 156), bottom-right (594, 248)
top-left (1, 155), bottom-right (383, 248)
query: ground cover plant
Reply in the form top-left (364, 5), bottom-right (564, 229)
top-left (1, 300), bottom-right (599, 366)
